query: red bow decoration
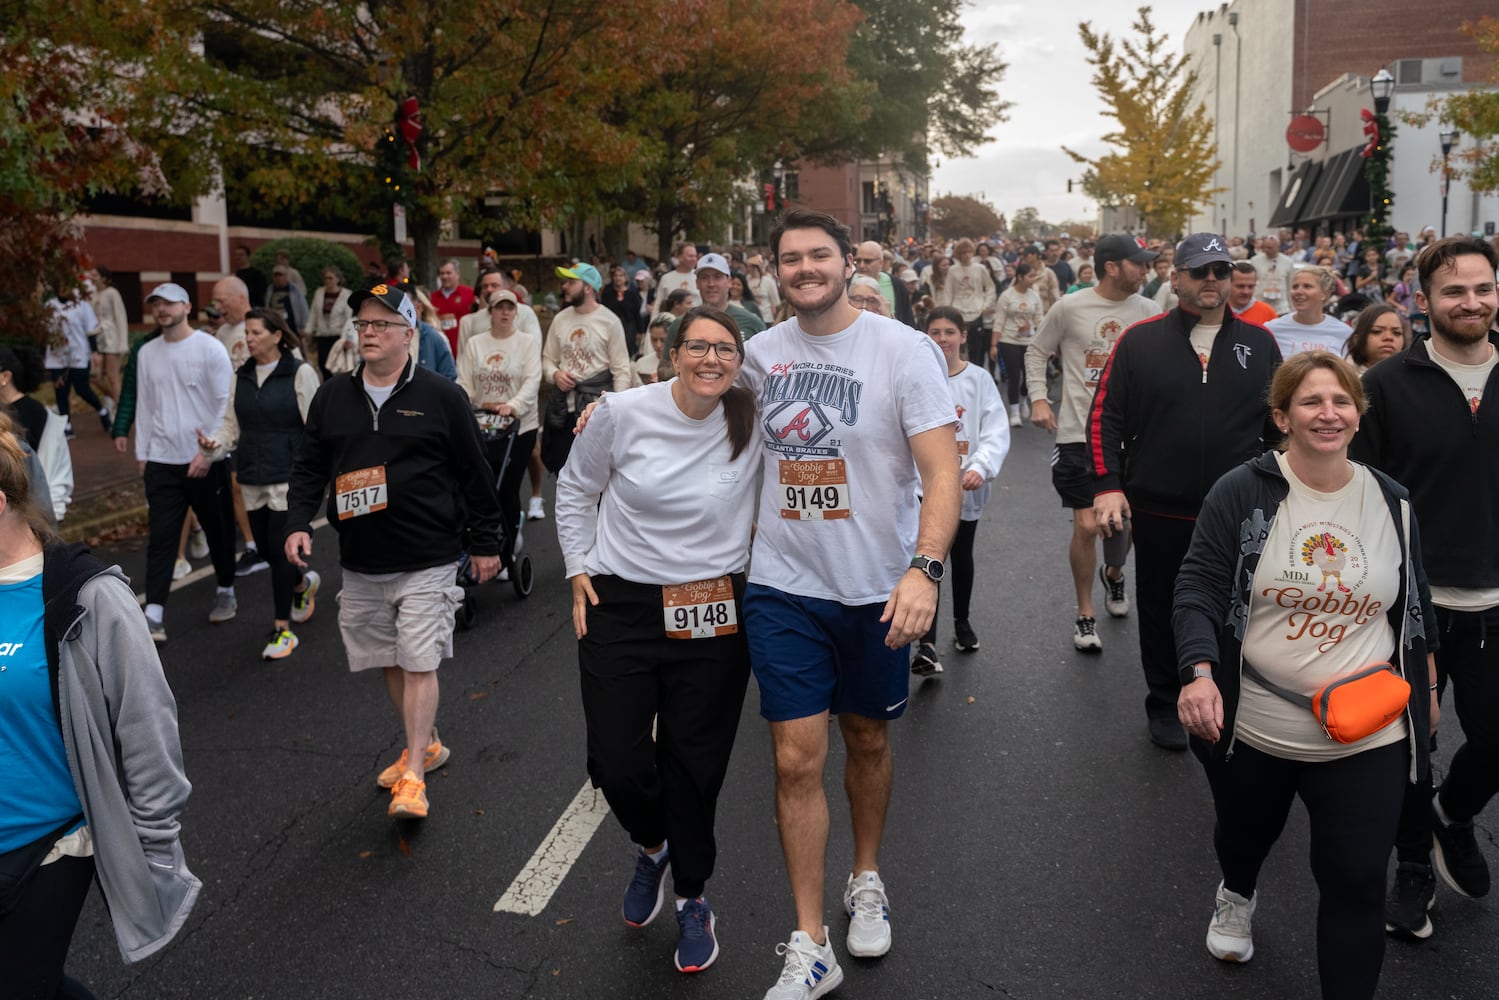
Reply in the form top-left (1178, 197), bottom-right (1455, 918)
top-left (1360, 108), bottom-right (1380, 159)
top-left (397, 97), bottom-right (422, 171)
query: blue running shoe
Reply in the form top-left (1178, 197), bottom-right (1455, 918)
top-left (622, 846), bottom-right (669, 927)
top-left (674, 897), bottom-right (719, 973)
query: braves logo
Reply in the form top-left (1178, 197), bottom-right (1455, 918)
top-left (1233, 343), bottom-right (1252, 369)
top-left (776, 407), bottom-right (816, 442)
top-left (1205, 238), bottom-right (1224, 253)
top-left (763, 400), bottom-right (833, 451)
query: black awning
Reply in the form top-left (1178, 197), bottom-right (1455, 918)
top-left (1301, 147), bottom-right (1371, 222)
top-left (1269, 159), bottom-right (1323, 228)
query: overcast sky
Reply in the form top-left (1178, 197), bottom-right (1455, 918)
top-left (929, 0), bottom-right (1212, 227)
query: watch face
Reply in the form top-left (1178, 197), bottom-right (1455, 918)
top-left (927, 560), bottom-right (944, 581)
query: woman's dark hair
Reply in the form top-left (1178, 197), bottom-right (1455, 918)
top-left (245, 307), bottom-right (301, 355)
top-left (927, 255), bottom-right (949, 294)
top-left (1344, 304), bottom-right (1410, 367)
top-left (0, 344), bottom-right (45, 393)
top-left (924, 306), bottom-right (967, 332)
top-left (0, 410), bottom-right (55, 542)
top-left (664, 288), bottom-right (694, 311)
top-left (1013, 262), bottom-right (1034, 279)
top-left (95, 265), bottom-right (115, 285)
top-left (670, 306), bottom-right (755, 460)
top-left (730, 271), bottom-right (759, 309)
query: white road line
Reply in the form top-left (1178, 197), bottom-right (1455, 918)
top-left (133, 516), bottom-right (329, 604)
top-left (494, 781), bottom-right (612, 916)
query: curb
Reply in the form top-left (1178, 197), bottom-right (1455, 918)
top-left (61, 504), bottom-right (148, 543)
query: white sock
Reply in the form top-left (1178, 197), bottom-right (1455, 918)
top-left (216, 585), bottom-right (234, 597)
top-left (644, 842), bottom-right (668, 864)
top-left (675, 897), bottom-right (693, 912)
top-left (145, 603), bottom-right (164, 623)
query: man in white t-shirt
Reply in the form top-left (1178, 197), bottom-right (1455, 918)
top-left (129, 282), bottom-right (239, 643)
top-left (1352, 236), bottom-right (1499, 939)
top-left (743, 209), bottom-right (960, 999)
top-left (1251, 237), bottom-right (1296, 315)
top-left (1026, 234), bottom-right (1159, 654)
top-left (654, 241), bottom-right (699, 304)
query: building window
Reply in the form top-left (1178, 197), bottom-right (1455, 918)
top-left (782, 170), bottom-right (799, 203)
top-left (862, 181), bottom-right (879, 215)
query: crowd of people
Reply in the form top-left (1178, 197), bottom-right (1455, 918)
top-left (2, 210), bottom-right (1496, 1000)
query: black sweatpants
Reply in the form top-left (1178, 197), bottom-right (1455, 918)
top-left (965, 320), bottom-right (993, 376)
top-left (0, 850), bottom-right (98, 1000)
top-left (996, 343), bottom-right (1028, 407)
top-left (923, 519), bottom-right (978, 645)
top-left (47, 369), bottom-right (103, 423)
top-left (245, 505), bottom-right (301, 622)
top-left (144, 460), bottom-right (237, 607)
top-left (1131, 509), bottom-right (1198, 721)
top-left (1202, 740), bottom-right (1406, 1000)
top-left (1395, 606), bottom-right (1499, 863)
top-left (578, 574), bottom-right (751, 900)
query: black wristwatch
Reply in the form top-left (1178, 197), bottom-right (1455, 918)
top-left (1179, 664), bottom-right (1213, 685)
top-left (910, 554), bottom-right (945, 582)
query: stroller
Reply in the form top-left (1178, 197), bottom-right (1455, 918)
top-left (455, 411), bottom-right (534, 629)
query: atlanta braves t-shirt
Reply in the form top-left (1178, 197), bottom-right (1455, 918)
top-left (740, 311), bottom-right (955, 604)
top-left (1239, 452), bottom-right (1404, 761)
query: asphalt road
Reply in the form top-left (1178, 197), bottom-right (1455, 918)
top-left (65, 421), bottom-right (1497, 1000)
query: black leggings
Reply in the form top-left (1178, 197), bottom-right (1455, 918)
top-left (488, 429), bottom-right (537, 556)
top-left (47, 369), bottom-right (103, 422)
top-left (965, 321), bottom-right (992, 375)
top-left (578, 575), bottom-right (751, 899)
top-left (1202, 739), bottom-right (1406, 1000)
top-left (245, 504), bottom-right (302, 622)
top-left (996, 343), bottom-right (1027, 406)
top-left (0, 851), bottom-right (98, 1000)
top-left (924, 519), bottom-right (978, 644)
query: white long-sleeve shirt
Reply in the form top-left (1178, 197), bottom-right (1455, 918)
top-left (134, 332), bottom-right (233, 464)
top-left (555, 381), bottom-right (762, 583)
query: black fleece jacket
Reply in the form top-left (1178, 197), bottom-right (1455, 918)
top-left (286, 358), bottom-right (501, 574)
top-left (1087, 307), bottom-right (1281, 518)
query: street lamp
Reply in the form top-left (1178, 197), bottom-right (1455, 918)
top-left (1370, 68), bottom-right (1394, 114)
top-left (1440, 128), bottom-right (1460, 238)
top-left (1365, 69), bottom-right (1397, 245)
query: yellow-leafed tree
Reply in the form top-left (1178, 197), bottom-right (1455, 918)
top-left (1062, 6), bottom-right (1222, 239)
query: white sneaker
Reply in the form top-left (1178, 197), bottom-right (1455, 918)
top-left (497, 566), bottom-right (510, 582)
top-left (1073, 616), bottom-right (1102, 653)
top-left (1008, 405), bottom-right (1023, 428)
top-left (188, 527), bottom-right (209, 560)
top-left (513, 515), bottom-right (525, 555)
top-left (844, 870), bottom-right (892, 957)
top-left (763, 929), bottom-right (843, 1000)
top-left (527, 496), bottom-right (547, 521)
top-left (173, 557), bottom-right (192, 580)
top-left (1206, 882), bottom-right (1256, 963)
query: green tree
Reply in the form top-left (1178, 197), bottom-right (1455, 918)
top-left (122, 0), bottom-right (664, 285)
top-left (806, 0), bottom-right (1013, 174)
top-left (929, 195), bottom-right (1002, 239)
top-left (1008, 206), bottom-right (1048, 240)
top-left (1062, 5), bottom-right (1221, 238)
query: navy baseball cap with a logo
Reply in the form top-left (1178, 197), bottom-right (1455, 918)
top-left (1175, 234), bottom-right (1233, 270)
top-left (349, 283), bottom-right (418, 328)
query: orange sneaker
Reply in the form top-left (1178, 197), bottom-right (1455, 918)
top-left (376, 735), bottom-right (451, 789)
top-left (389, 771), bottom-right (428, 819)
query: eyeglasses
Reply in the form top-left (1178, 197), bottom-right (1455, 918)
top-left (854, 256), bottom-right (882, 264)
top-left (680, 340), bottom-right (740, 360)
top-left (1187, 263), bottom-right (1233, 281)
top-left (351, 319), bottom-right (405, 333)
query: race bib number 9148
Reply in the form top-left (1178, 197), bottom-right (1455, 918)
top-left (662, 576), bottom-right (739, 639)
top-left (335, 466), bottom-right (388, 520)
top-left (778, 459), bottom-right (851, 520)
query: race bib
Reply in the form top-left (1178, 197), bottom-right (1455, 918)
top-left (440, 315), bottom-right (457, 330)
top-left (957, 440), bottom-right (970, 457)
top-left (662, 576), bottom-right (739, 639)
top-left (335, 466), bottom-right (388, 520)
top-left (1084, 346), bottom-right (1110, 389)
top-left (778, 459), bottom-right (851, 520)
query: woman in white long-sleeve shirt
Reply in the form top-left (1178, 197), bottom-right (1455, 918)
top-left (555, 305), bottom-right (762, 976)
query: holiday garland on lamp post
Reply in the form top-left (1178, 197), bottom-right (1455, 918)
top-left (1361, 105), bottom-right (1396, 244)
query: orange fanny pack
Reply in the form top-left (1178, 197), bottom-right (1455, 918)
top-left (1243, 660), bottom-right (1411, 745)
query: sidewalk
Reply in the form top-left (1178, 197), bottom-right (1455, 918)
top-left (57, 404), bottom-right (148, 542)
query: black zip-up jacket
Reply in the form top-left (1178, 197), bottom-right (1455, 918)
top-left (232, 352), bottom-right (304, 486)
top-left (1349, 332), bottom-right (1499, 589)
top-left (1173, 452), bottom-right (1434, 779)
top-left (286, 358), bottom-right (501, 574)
top-left (1087, 306), bottom-right (1281, 517)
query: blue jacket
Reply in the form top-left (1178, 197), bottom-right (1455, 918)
top-left (1172, 451), bottom-right (1435, 780)
top-left (417, 321), bottom-right (457, 381)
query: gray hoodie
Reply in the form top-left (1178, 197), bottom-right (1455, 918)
top-left (43, 543), bottom-right (201, 962)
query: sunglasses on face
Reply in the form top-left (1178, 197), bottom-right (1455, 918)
top-left (1187, 263), bottom-right (1233, 281)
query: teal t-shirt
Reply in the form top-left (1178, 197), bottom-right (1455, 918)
top-left (0, 570), bottom-right (84, 852)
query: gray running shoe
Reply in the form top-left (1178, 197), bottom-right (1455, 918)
top-left (208, 591), bottom-right (238, 624)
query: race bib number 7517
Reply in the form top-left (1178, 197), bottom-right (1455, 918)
top-left (335, 466), bottom-right (388, 520)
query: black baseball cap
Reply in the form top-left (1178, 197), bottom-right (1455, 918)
top-left (1094, 235), bottom-right (1159, 268)
top-left (348, 282), bottom-right (418, 328)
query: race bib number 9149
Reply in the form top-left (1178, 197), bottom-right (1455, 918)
top-left (662, 576), bottom-right (739, 639)
top-left (778, 459), bottom-right (851, 520)
top-left (335, 466), bottom-right (388, 520)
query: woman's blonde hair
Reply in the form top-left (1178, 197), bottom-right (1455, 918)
top-left (0, 410), bottom-right (54, 542)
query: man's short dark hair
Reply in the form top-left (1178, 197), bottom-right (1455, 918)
top-left (1231, 261), bottom-right (1257, 276)
top-left (384, 252), bottom-right (407, 272)
top-left (665, 289), bottom-right (694, 310)
top-left (1416, 236), bottom-right (1499, 293)
top-left (769, 208), bottom-right (853, 266)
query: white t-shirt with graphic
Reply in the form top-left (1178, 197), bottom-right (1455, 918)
top-left (458, 331), bottom-right (542, 435)
top-left (994, 286), bottom-right (1043, 346)
top-left (541, 306), bottom-right (633, 393)
top-left (741, 312), bottom-right (955, 604)
top-left (1239, 453), bottom-right (1406, 760)
top-left (946, 362), bottom-right (1009, 521)
top-left (1266, 314), bottom-right (1352, 361)
top-left (1025, 289), bottom-right (1159, 444)
top-left (1426, 340), bottom-right (1499, 611)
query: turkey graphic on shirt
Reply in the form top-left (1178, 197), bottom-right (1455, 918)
top-left (1302, 531), bottom-right (1350, 594)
